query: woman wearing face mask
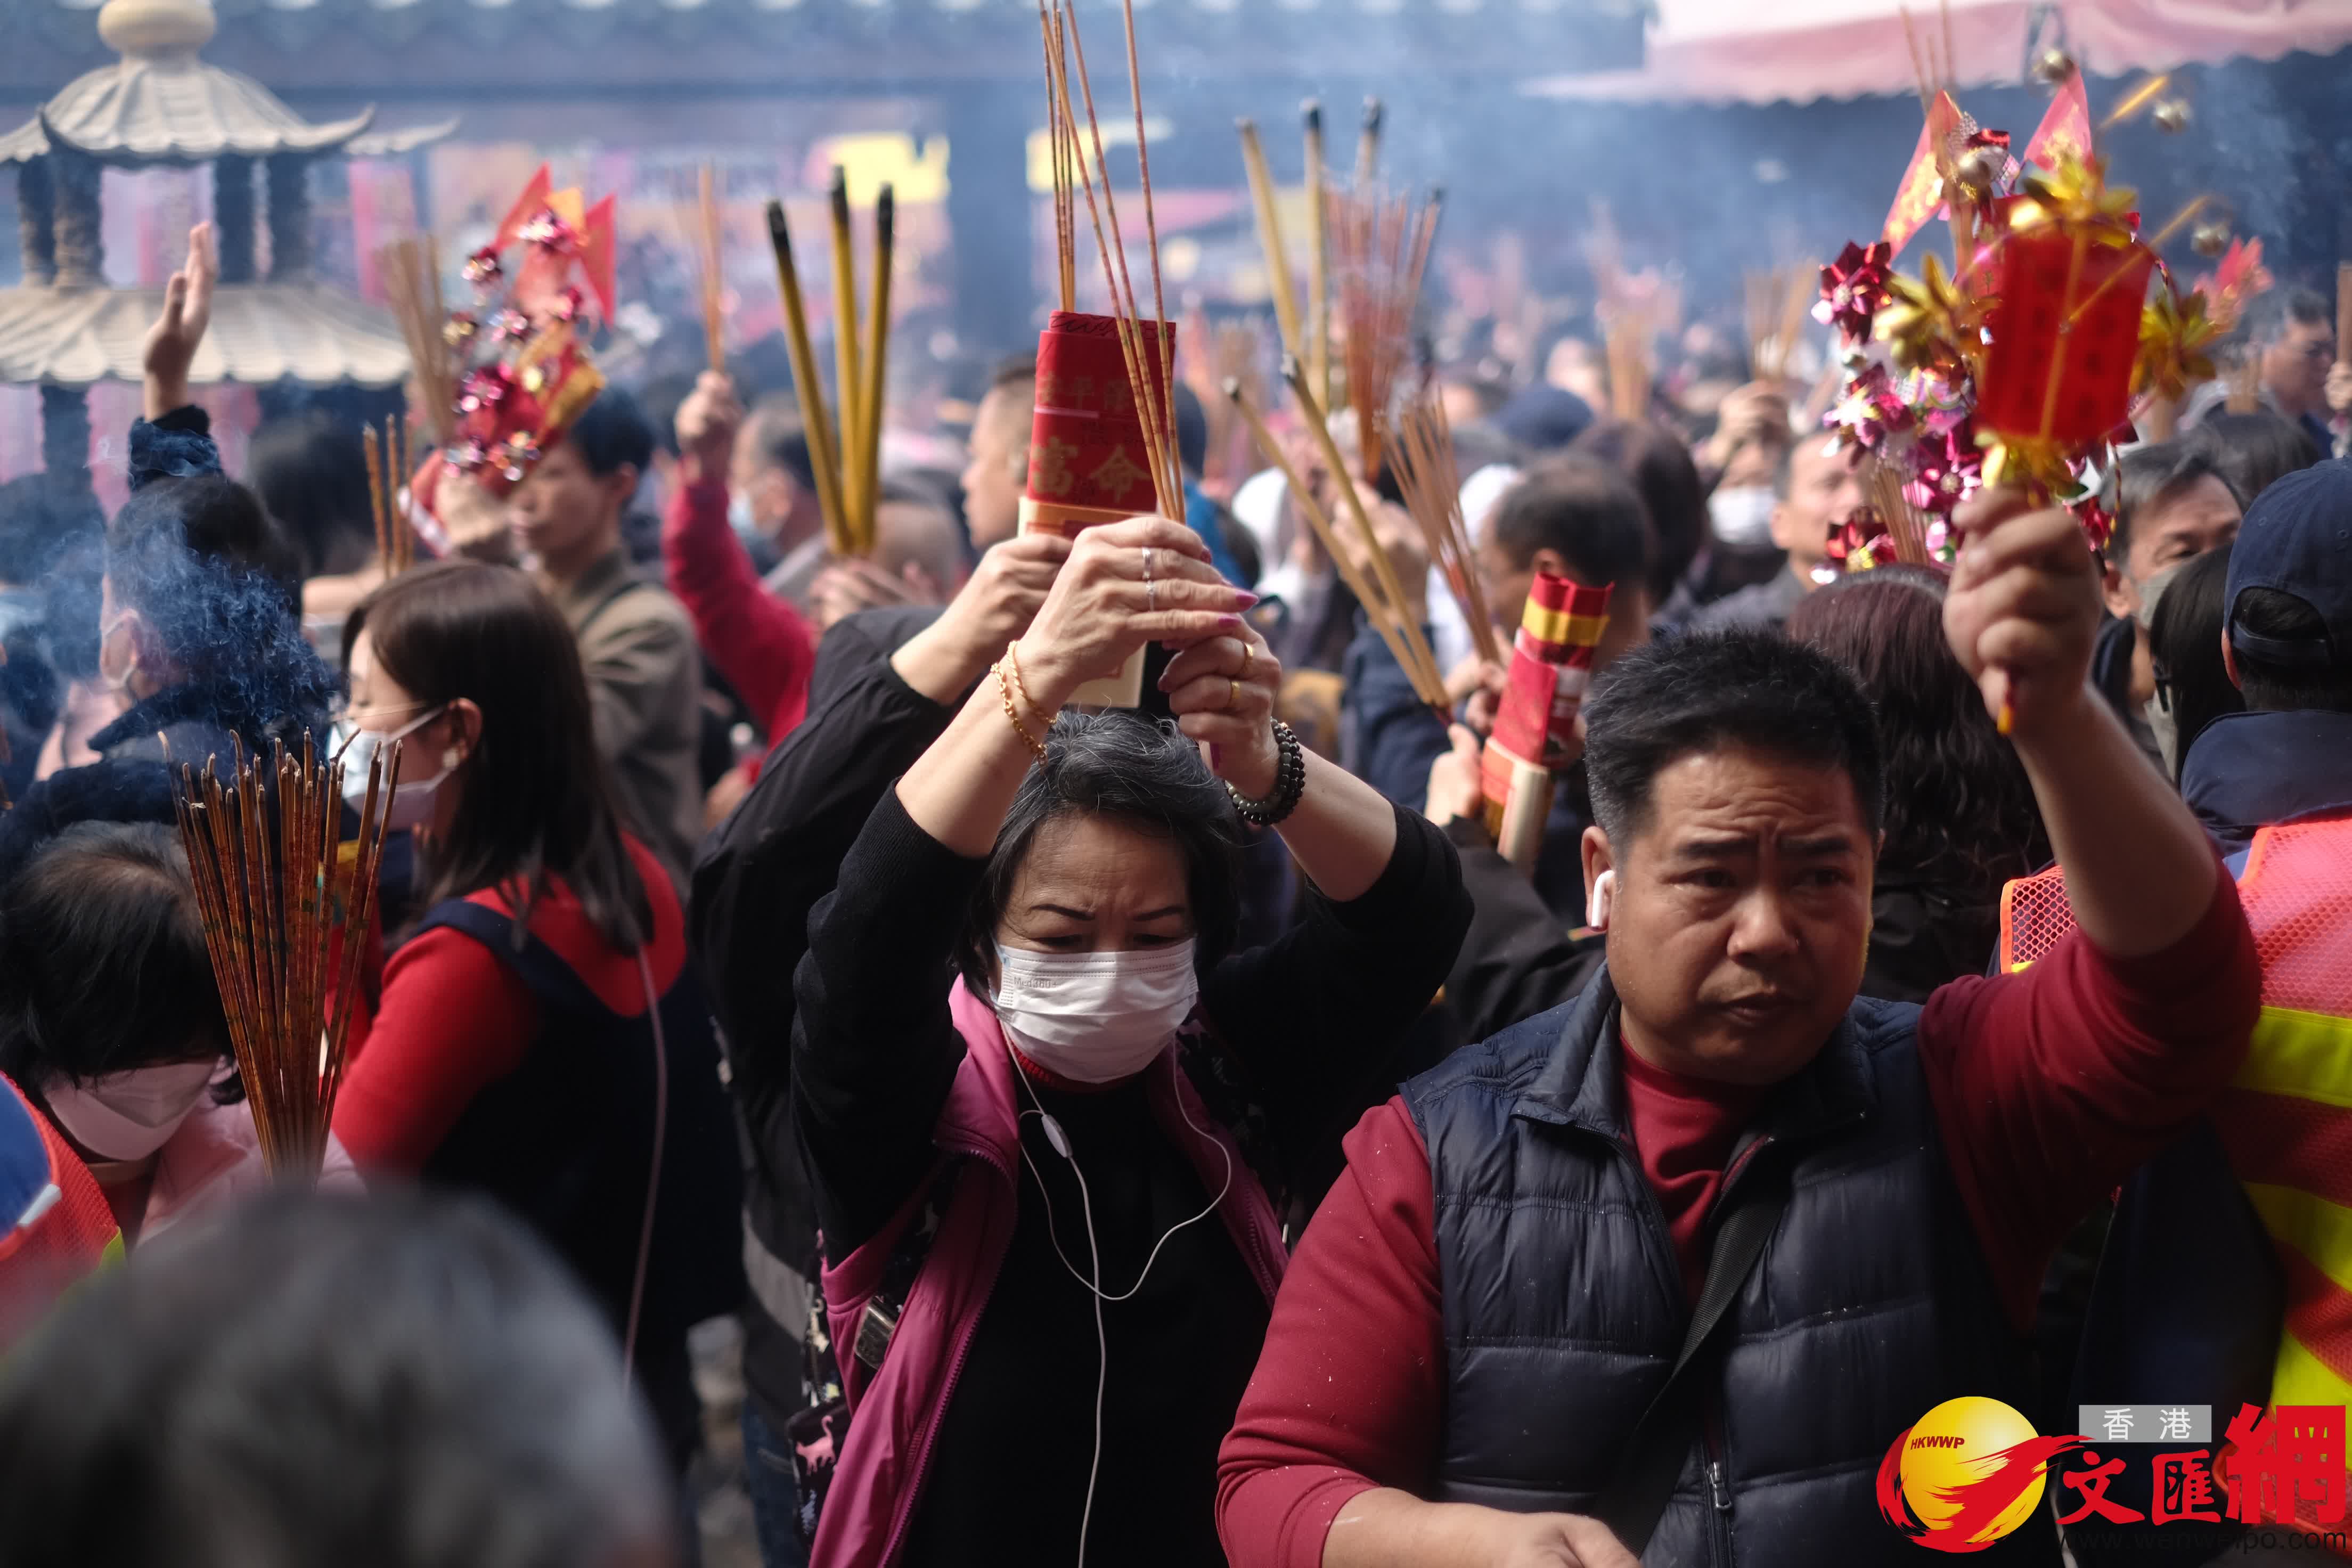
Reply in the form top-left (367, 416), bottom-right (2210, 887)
top-left (790, 517), bottom-right (1469, 1568)
top-left (328, 560), bottom-right (742, 1483)
top-left (0, 822), bottom-right (360, 1246)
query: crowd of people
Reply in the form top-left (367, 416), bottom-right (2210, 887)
top-left (0, 210), bottom-right (2348, 1568)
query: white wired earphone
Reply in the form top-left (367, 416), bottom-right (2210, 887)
top-left (1012, 1059), bottom-right (1234, 1568)
top-left (620, 948), bottom-right (671, 1391)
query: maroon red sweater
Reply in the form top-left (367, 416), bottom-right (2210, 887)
top-left (1216, 860), bottom-right (2260, 1568)
top-left (660, 477), bottom-right (817, 745)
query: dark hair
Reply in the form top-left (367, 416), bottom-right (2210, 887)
top-left (0, 822), bottom-right (228, 1089)
top-left (0, 1189), bottom-right (673, 1568)
top-left (741, 401), bottom-right (817, 493)
top-left (635, 372), bottom-right (700, 461)
top-left (2145, 544), bottom-right (2245, 771)
top-left (244, 412), bottom-right (374, 578)
top-left (1583, 628), bottom-right (1884, 847)
top-left (560, 389), bottom-right (655, 481)
top-left (347, 562), bottom-right (651, 952)
top-left (105, 477), bottom-right (337, 719)
top-left (987, 353), bottom-right (1038, 395)
top-left (2250, 286), bottom-right (2332, 345)
top-left (2231, 585), bottom-right (2352, 714)
top-left (1786, 568), bottom-right (2046, 893)
top-left (1490, 456), bottom-right (1652, 594)
top-left (956, 709), bottom-right (1242, 991)
top-left (2111, 442), bottom-right (2237, 565)
top-left (1172, 381), bottom-right (1207, 479)
top-left (2185, 411), bottom-right (2321, 506)
top-left (1569, 419), bottom-right (1708, 607)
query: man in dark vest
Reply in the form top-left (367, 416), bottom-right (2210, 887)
top-left (1216, 490), bottom-right (2264, 1567)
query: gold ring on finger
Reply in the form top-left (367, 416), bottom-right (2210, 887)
top-left (1227, 677), bottom-right (1240, 710)
top-left (1239, 641), bottom-right (1254, 679)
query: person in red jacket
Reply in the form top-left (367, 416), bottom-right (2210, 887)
top-left (329, 561), bottom-right (742, 1496)
top-left (662, 372), bottom-right (820, 746)
top-left (1216, 488), bottom-right (2263, 1567)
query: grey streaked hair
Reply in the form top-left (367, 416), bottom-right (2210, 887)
top-left (957, 706), bottom-right (1243, 988)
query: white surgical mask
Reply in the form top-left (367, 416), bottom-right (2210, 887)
top-left (728, 492), bottom-right (760, 540)
top-left (1708, 485), bottom-right (1779, 551)
top-left (98, 610), bottom-right (141, 696)
top-left (42, 1060), bottom-right (218, 1162)
top-left (340, 705), bottom-right (457, 831)
top-left (993, 939), bottom-right (1199, 1085)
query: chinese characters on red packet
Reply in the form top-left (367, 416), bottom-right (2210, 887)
top-left (1022, 309), bottom-right (1178, 707)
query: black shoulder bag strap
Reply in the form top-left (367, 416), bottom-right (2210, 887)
top-left (1598, 1157), bottom-right (1791, 1555)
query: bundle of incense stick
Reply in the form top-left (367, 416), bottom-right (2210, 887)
top-left (761, 173), bottom-right (894, 558)
top-left (170, 736), bottom-right (399, 1182)
top-left (1227, 368), bottom-right (1448, 709)
top-left (1745, 265), bottom-right (1817, 385)
top-left (1236, 116), bottom-right (1305, 372)
top-left (1033, 0), bottom-right (1183, 525)
top-left (374, 235), bottom-right (456, 447)
top-left (1864, 454), bottom-right (1932, 567)
top-left (1388, 393), bottom-right (1502, 668)
top-left (696, 163), bottom-right (728, 375)
top-left (1329, 176), bottom-right (1441, 484)
top-left (1302, 101), bottom-right (1332, 410)
top-left (360, 418), bottom-right (415, 576)
top-left (1585, 203), bottom-right (1657, 423)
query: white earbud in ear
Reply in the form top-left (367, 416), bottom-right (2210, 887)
top-left (443, 746), bottom-right (463, 771)
top-left (1587, 869), bottom-right (1615, 932)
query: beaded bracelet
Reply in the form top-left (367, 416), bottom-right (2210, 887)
top-left (1225, 718), bottom-right (1306, 826)
top-left (993, 661), bottom-right (1050, 764)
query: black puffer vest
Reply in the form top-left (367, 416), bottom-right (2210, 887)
top-left (1401, 968), bottom-right (2060, 1566)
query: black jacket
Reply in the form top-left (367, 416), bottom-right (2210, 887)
top-left (689, 603), bottom-right (952, 1432)
top-left (1406, 969), bottom-right (2051, 1566)
top-left (0, 674), bottom-right (336, 889)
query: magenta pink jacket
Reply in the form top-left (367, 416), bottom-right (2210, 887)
top-left (810, 979), bottom-right (1287, 1568)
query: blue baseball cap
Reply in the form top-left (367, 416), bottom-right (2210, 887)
top-left (2224, 458), bottom-right (2352, 672)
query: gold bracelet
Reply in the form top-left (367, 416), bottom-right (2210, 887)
top-left (994, 662), bottom-right (1050, 764)
top-left (1004, 639), bottom-right (1050, 726)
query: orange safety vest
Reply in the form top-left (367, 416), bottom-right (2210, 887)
top-left (0, 1073), bottom-right (123, 1349)
top-left (2000, 813), bottom-right (2352, 1534)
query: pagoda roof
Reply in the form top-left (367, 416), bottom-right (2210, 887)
top-left (0, 0), bottom-right (379, 167)
top-left (0, 283), bottom-right (409, 387)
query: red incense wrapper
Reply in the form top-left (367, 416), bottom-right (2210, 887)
top-left (1978, 232), bottom-right (2154, 445)
top-left (1481, 574), bottom-right (1612, 871)
top-left (1021, 310), bottom-right (1178, 707)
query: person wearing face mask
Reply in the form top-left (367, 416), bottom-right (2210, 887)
top-left (0, 823), bottom-right (360, 1248)
top-left (0, 225), bottom-right (339, 892)
top-left (789, 516), bottom-right (1468, 1567)
top-left (327, 561), bottom-right (742, 1493)
top-left (2090, 442), bottom-right (2242, 775)
top-left (1688, 434), bottom-right (1867, 633)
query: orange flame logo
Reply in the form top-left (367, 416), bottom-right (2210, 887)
top-left (1877, 1396), bottom-right (2084, 1551)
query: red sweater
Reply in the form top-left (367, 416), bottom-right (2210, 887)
top-left (332, 838), bottom-right (688, 1173)
top-left (660, 477), bottom-right (817, 744)
top-left (1216, 861), bottom-right (2260, 1568)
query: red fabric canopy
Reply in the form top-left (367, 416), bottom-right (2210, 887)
top-left (1531, 0), bottom-right (2352, 105)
